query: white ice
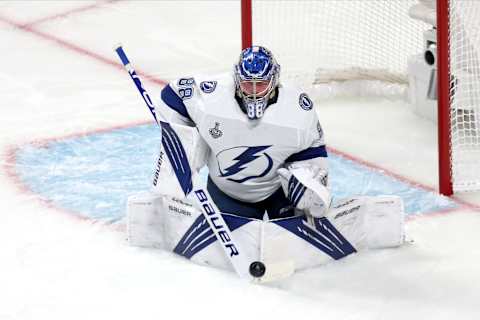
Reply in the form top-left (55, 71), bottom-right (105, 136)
top-left (1, 1), bottom-right (479, 320)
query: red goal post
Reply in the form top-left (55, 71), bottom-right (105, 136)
top-left (436, 0), bottom-right (453, 195)
top-left (241, 0), bottom-right (480, 196)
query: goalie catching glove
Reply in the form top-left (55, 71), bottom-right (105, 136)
top-left (278, 165), bottom-right (331, 217)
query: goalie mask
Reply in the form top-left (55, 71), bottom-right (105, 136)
top-left (234, 46), bottom-right (280, 120)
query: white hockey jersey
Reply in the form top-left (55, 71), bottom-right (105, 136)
top-left (157, 73), bottom-right (327, 203)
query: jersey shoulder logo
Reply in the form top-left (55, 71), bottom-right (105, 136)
top-left (216, 146), bottom-right (273, 183)
top-left (200, 81), bottom-right (217, 93)
top-left (299, 93), bottom-right (313, 110)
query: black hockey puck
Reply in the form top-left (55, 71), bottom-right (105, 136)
top-left (249, 261), bottom-right (266, 278)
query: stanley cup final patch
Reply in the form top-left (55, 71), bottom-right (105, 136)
top-left (299, 93), bottom-right (313, 110)
top-left (209, 122), bottom-right (223, 138)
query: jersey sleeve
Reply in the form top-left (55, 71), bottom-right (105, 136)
top-left (156, 77), bottom-right (199, 126)
top-left (285, 106), bottom-right (328, 164)
top-left (284, 108), bottom-right (329, 186)
top-left (153, 79), bottom-right (210, 195)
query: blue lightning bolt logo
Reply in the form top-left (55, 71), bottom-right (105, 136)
top-left (218, 146), bottom-right (273, 183)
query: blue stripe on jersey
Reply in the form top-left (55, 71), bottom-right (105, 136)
top-left (161, 85), bottom-right (192, 120)
top-left (160, 121), bottom-right (193, 195)
top-left (285, 145), bottom-right (328, 163)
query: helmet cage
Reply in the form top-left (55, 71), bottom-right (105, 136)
top-left (234, 46), bottom-right (280, 120)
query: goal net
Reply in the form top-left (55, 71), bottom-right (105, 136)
top-left (447, 1), bottom-right (480, 192)
top-left (244, 0), bottom-right (480, 194)
top-left (249, 1), bottom-right (428, 96)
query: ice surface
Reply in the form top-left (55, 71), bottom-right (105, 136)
top-left (1, 2), bottom-right (480, 320)
top-left (14, 124), bottom-right (457, 221)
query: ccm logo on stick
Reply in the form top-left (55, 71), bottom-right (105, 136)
top-left (194, 189), bottom-right (239, 257)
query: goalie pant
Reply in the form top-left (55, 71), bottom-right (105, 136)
top-left (126, 192), bottom-right (405, 273)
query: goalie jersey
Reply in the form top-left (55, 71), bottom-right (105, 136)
top-left (157, 73), bottom-right (327, 203)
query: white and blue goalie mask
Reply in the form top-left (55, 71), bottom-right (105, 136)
top-left (234, 46), bottom-right (280, 120)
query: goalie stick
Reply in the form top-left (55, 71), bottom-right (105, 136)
top-left (114, 45), bottom-right (288, 281)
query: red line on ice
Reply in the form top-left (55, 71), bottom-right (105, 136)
top-left (328, 146), bottom-right (437, 193)
top-left (0, 3), bottom-right (478, 220)
top-left (3, 145), bottom-right (92, 223)
top-left (2, 120), bottom-right (152, 230)
top-left (329, 146), bottom-right (480, 213)
top-left (20, 0), bottom-right (120, 28)
top-left (0, 13), bottom-right (167, 87)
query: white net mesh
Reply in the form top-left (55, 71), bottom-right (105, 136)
top-left (251, 0), bottom-right (480, 192)
top-left (251, 0), bottom-right (428, 97)
top-left (449, 1), bottom-right (480, 191)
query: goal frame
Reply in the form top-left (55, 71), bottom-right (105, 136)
top-left (240, 0), bottom-right (454, 195)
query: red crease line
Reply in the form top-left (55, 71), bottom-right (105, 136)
top-left (0, 13), bottom-right (167, 87)
top-left (328, 146), bottom-right (480, 212)
top-left (20, 0), bottom-right (120, 28)
top-left (1, 3), bottom-right (479, 218)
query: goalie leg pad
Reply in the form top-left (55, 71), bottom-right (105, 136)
top-left (127, 191), bottom-right (197, 249)
top-left (127, 191), bottom-right (262, 271)
top-left (127, 192), bottom-right (405, 275)
top-left (127, 191), bottom-right (167, 248)
top-left (327, 195), bottom-right (405, 250)
top-left (364, 195), bottom-right (405, 249)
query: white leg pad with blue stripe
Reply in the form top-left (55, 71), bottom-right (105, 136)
top-left (127, 192), bottom-right (405, 274)
top-left (326, 195), bottom-right (405, 250)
